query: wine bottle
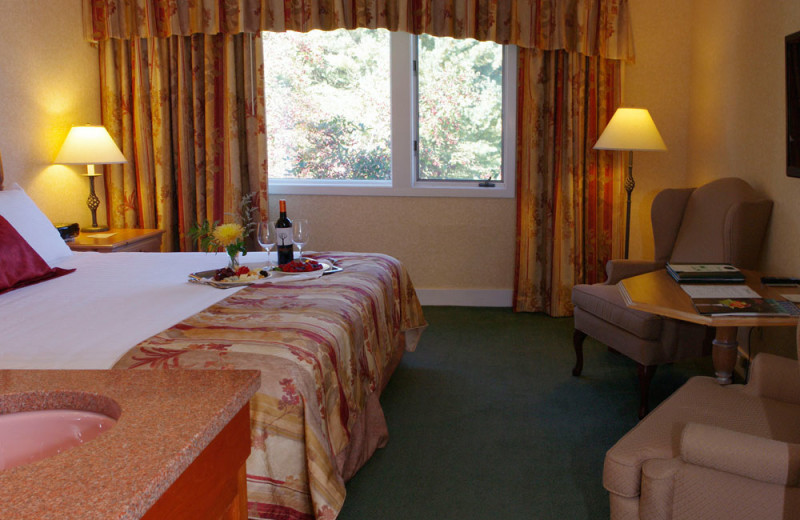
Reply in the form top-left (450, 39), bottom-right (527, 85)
top-left (275, 199), bottom-right (293, 265)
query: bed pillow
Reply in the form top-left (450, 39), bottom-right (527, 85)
top-left (0, 185), bottom-right (73, 266)
top-left (0, 215), bottom-right (75, 294)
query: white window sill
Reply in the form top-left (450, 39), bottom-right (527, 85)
top-left (267, 179), bottom-right (515, 198)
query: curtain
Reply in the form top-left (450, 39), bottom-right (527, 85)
top-left (514, 48), bottom-right (621, 316)
top-left (99, 33), bottom-right (267, 251)
top-left (84, 0), bottom-right (634, 60)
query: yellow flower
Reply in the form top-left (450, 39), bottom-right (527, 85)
top-left (212, 223), bottom-right (244, 247)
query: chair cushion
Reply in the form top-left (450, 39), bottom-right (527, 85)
top-left (603, 375), bottom-right (800, 499)
top-left (572, 283), bottom-right (663, 340)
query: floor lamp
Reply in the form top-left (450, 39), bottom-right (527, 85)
top-left (594, 108), bottom-right (666, 259)
top-left (55, 125), bottom-right (127, 232)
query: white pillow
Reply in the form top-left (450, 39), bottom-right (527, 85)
top-left (0, 185), bottom-right (73, 267)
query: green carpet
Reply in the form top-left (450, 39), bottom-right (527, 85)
top-left (339, 306), bottom-right (713, 519)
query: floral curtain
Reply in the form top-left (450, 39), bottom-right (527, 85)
top-left (98, 33), bottom-right (267, 251)
top-left (514, 48), bottom-right (622, 316)
top-left (83, 0), bottom-right (634, 60)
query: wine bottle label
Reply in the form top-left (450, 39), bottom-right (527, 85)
top-left (275, 227), bottom-right (293, 247)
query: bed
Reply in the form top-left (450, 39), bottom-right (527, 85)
top-left (0, 159), bottom-right (427, 519)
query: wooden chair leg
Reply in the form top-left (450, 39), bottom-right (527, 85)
top-left (572, 330), bottom-right (587, 376)
top-left (637, 364), bottom-right (657, 419)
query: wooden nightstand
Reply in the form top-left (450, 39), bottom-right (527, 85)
top-left (68, 228), bottom-right (164, 253)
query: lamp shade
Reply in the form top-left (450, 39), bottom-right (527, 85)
top-left (55, 125), bottom-right (126, 165)
top-left (594, 108), bottom-right (667, 151)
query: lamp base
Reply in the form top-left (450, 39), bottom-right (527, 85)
top-left (81, 225), bottom-right (109, 233)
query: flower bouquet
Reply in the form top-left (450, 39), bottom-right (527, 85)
top-left (189, 193), bottom-right (257, 272)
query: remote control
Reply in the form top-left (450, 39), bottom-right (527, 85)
top-left (761, 276), bottom-right (800, 286)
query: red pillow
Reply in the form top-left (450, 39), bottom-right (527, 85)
top-left (0, 215), bottom-right (75, 294)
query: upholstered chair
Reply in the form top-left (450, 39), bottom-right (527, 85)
top-left (603, 326), bottom-right (800, 519)
top-left (571, 178), bottom-right (773, 418)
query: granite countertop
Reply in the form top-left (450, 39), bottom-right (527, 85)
top-left (0, 369), bottom-right (260, 519)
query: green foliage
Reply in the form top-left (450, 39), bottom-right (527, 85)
top-left (417, 34), bottom-right (503, 181)
top-left (225, 239), bottom-right (248, 261)
top-left (187, 219), bottom-right (218, 253)
top-left (294, 116), bottom-right (391, 180)
top-left (263, 29), bottom-right (504, 182)
top-left (238, 192), bottom-right (258, 237)
top-left (188, 193), bottom-right (258, 260)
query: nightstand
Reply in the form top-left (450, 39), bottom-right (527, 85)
top-left (68, 228), bottom-right (164, 253)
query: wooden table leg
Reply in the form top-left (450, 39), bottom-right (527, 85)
top-left (712, 326), bottom-right (738, 385)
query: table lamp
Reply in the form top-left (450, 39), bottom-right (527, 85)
top-left (55, 125), bottom-right (127, 232)
top-left (594, 108), bottom-right (667, 259)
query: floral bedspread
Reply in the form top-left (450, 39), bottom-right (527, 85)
top-left (113, 253), bottom-right (426, 519)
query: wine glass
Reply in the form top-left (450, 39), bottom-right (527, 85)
top-left (293, 219), bottom-right (309, 259)
top-left (257, 221), bottom-right (277, 266)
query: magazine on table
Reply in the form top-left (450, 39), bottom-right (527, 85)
top-left (691, 297), bottom-right (800, 316)
top-left (666, 263), bottom-right (745, 283)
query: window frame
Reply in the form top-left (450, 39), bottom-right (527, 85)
top-left (266, 31), bottom-right (517, 199)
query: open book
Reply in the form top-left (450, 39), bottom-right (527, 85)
top-left (666, 263), bottom-right (745, 283)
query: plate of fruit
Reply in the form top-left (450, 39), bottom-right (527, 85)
top-left (270, 258), bottom-right (332, 275)
top-left (189, 264), bottom-right (270, 287)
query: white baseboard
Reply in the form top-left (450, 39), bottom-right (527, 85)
top-left (415, 288), bottom-right (513, 307)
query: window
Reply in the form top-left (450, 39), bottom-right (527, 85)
top-left (263, 29), bottom-right (517, 198)
top-left (264, 30), bottom-right (391, 183)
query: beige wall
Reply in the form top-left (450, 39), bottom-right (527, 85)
top-left (623, 0), bottom-right (800, 275)
top-left (0, 0), bottom-right (101, 227)
top-left (687, 0), bottom-right (800, 279)
top-left (269, 195), bottom-right (516, 293)
top-left (617, 0), bottom-right (800, 275)
top-left (622, 0), bottom-right (694, 260)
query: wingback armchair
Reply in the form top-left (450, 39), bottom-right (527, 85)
top-left (571, 178), bottom-right (773, 418)
top-left (603, 328), bottom-right (800, 519)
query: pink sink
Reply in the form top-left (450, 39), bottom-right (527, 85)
top-left (0, 409), bottom-right (117, 470)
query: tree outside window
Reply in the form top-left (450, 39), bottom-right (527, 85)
top-left (263, 29), bottom-right (507, 185)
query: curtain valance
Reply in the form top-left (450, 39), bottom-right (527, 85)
top-left (83, 0), bottom-right (634, 61)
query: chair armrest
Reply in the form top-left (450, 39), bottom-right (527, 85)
top-left (745, 353), bottom-right (800, 405)
top-left (604, 259), bottom-right (663, 285)
top-left (680, 422), bottom-right (800, 486)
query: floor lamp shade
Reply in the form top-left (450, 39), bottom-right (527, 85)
top-left (594, 108), bottom-right (666, 258)
top-left (55, 125), bottom-right (127, 232)
top-left (594, 108), bottom-right (667, 151)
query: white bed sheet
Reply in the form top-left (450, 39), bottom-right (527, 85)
top-left (0, 251), bottom-right (273, 369)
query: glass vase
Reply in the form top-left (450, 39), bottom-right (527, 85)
top-left (227, 252), bottom-right (240, 271)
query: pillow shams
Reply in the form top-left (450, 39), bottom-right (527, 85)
top-left (0, 215), bottom-right (75, 294)
top-left (0, 185), bottom-right (73, 266)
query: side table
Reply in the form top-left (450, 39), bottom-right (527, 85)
top-left (619, 269), bottom-right (799, 384)
top-left (68, 228), bottom-right (164, 253)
